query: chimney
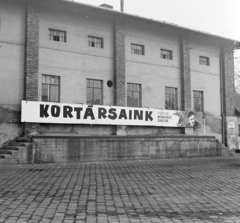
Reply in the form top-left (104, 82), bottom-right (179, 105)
top-left (120, 0), bottom-right (124, 12)
top-left (99, 3), bottom-right (113, 9)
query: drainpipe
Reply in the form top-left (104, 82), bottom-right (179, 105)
top-left (220, 52), bottom-right (226, 146)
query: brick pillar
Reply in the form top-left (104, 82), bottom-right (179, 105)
top-left (24, 0), bottom-right (39, 101)
top-left (180, 35), bottom-right (191, 111)
top-left (222, 48), bottom-right (235, 116)
top-left (114, 19), bottom-right (126, 106)
top-left (24, 0), bottom-right (40, 135)
top-left (221, 45), bottom-right (236, 147)
top-left (114, 19), bottom-right (126, 135)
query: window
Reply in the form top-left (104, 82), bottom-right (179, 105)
top-left (161, 49), bottom-right (173, 60)
top-left (199, 56), bottom-right (210, 66)
top-left (42, 75), bottom-right (60, 102)
top-left (131, 44), bottom-right (144, 55)
top-left (165, 87), bottom-right (177, 110)
top-left (86, 79), bottom-right (103, 105)
top-left (193, 91), bottom-right (204, 112)
top-left (88, 36), bottom-right (103, 48)
top-left (127, 83), bottom-right (141, 107)
top-left (49, 29), bottom-right (66, 42)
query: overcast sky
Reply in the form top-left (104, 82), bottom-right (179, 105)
top-left (73, 0), bottom-right (240, 42)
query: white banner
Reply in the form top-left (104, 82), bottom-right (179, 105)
top-left (21, 101), bottom-right (198, 128)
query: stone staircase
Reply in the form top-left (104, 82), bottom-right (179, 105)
top-left (0, 137), bottom-right (32, 165)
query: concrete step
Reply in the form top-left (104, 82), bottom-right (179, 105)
top-left (2, 146), bottom-right (25, 151)
top-left (0, 150), bottom-right (19, 158)
top-left (15, 137), bottom-right (31, 142)
top-left (0, 154), bottom-right (11, 159)
top-left (9, 142), bottom-right (31, 147)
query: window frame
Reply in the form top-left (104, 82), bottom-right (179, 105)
top-left (161, 49), bottom-right (173, 60)
top-left (86, 78), bottom-right (103, 105)
top-left (88, 36), bottom-right (104, 49)
top-left (193, 90), bottom-right (204, 112)
top-left (42, 74), bottom-right (60, 103)
top-left (127, 83), bottom-right (142, 108)
top-left (49, 29), bottom-right (67, 43)
top-left (199, 56), bottom-right (210, 66)
top-left (131, 43), bottom-right (145, 55)
top-left (165, 87), bottom-right (178, 110)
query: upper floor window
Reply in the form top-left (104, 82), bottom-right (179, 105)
top-left (199, 56), bottom-right (210, 66)
top-left (193, 91), bottom-right (204, 112)
top-left (161, 49), bottom-right (173, 60)
top-left (131, 44), bottom-right (144, 55)
top-left (88, 36), bottom-right (103, 48)
top-left (86, 79), bottom-right (103, 105)
top-left (127, 83), bottom-right (141, 107)
top-left (42, 74), bottom-right (60, 102)
top-left (49, 29), bottom-right (66, 42)
top-left (165, 87), bottom-right (177, 110)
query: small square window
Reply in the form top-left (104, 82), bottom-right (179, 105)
top-left (49, 29), bottom-right (66, 42)
top-left (161, 49), bottom-right (173, 60)
top-left (88, 36), bottom-right (103, 48)
top-left (131, 44), bottom-right (144, 55)
top-left (199, 56), bottom-right (210, 66)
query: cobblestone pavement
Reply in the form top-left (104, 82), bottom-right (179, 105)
top-left (1, 157), bottom-right (240, 223)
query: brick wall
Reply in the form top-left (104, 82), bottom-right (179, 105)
top-left (24, 0), bottom-right (39, 101)
top-left (222, 48), bottom-right (235, 116)
top-left (114, 19), bottom-right (126, 107)
top-left (180, 34), bottom-right (191, 111)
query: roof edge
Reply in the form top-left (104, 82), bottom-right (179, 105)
top-left (59, 0), bottom-right (240, 43)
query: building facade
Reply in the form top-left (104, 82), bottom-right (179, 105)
top-left (0, 0), bottom-right (239, 161)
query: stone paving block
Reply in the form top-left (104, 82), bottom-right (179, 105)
top-left (1, 158), bottom-right (240, 222)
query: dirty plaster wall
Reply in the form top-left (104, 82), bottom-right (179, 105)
top-left (32, 136), bottom-right (220, 163)
top-left (125, 21), bottom-right (181, 110)
top-left (0, 0), bottom-right (25, 146)
top-left (190, 34), bottom-right (222, 142)
top-left (38, 1), bottom-right (114, 105)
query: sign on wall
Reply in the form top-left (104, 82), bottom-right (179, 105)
top-left (21, 101), bottom-right (202, 129)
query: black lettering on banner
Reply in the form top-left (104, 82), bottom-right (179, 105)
top-left (84, 108), bottom-right (95, 120)
top-left (63, 106), bottom-right (73, 118)
top-left (119, 109), bottom-right (127, 120)
top-left (98, 108), bottom-right (107, 119)
top-left (108, 108), bottom-right (117, 120)
top-left (51, 105), bottom-right (60, 117)
top-left (40, 104), bottom-right (49, 118)
top-left (74, 107), bottom-right (83, 119)
top-left (134, 110), bottom-right (143, 120)
top-left (145, 111), bottom-right (153, 121)
top-left (129, 110), bottom-right (132, 119)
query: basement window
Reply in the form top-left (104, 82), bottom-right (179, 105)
top-left (49, 29), bottom-right (66, 42)
top-left (131, 44), bottom-right (145, 55)
top-left (161, 49), bottom-right (173, 60)
top-left (88, 36), bottom-right (104, 48)
top-left (199, 56), bottom-right (210, 66)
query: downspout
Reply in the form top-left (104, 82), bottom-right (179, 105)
top-left (220, 52), bottom-right (226, 146)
